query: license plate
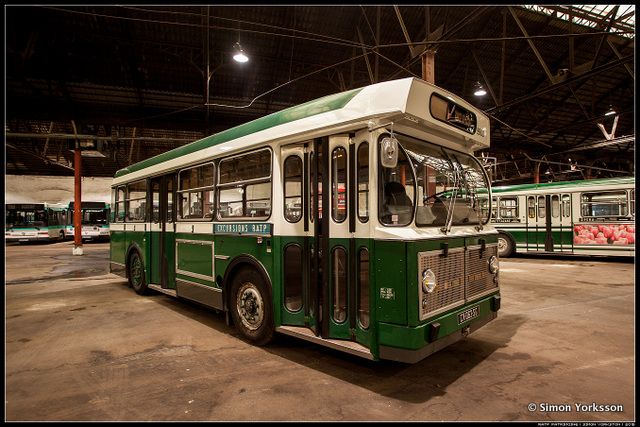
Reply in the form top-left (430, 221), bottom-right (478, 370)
top-left (458, 306), bottom-right (479, 324)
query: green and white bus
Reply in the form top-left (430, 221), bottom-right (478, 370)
top-left (65, 201), bottom-right (111, 241)
top-left (110, 77), bottom-right (501, 363)
top-left (5, 203), bottom-right (68, 242)
top-left (490, 177), bottom-right (635, 258)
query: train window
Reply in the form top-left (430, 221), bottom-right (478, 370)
top-left (562, 194), bottom-right (571, 218)
top-left (581, 191), bottom-right (628, 217)
top-left (537, 196), bottom-right (546, 219)
top-left (499, 197), bottom-right (518, 218)
top-left (528, 196), bottom-right (535, 219)
top-left (551, 195), bottom-right (560, 218)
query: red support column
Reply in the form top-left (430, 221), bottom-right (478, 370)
top-left (533, 162), bottom-right (540, 184)
top-left (421, 50), bottom-right (436, 84)
top-left (73, 144), bottom-right (83, 255)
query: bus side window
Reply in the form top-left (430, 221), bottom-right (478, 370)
top-left (331, 147), bottom-right (347, 223)
top-left (630, 190), bottom-right (635, 217)
top-left (178, 163), bottom-right (214, 220)
top-left (357, 142), bottom-right (369, 222)
top-left (217, 149), bottom-right (272, 220)
top-left (527, 196), bottom-right (535, 219)
top-left (127, 180), bottom-right (147, 222)
top-left (283, 155), bottom-right (302, 223)
top-left (117, 186), bottom-right (126, 222)
top-left (167, 175), bottom-right (175, 222)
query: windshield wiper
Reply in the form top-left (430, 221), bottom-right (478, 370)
top-left (440, 148), bottom-right (460, 234)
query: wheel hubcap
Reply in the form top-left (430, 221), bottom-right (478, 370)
top-left (498, 237), bottom-right (507, 252)
top-left (237, 282), bottom-right (263, 331)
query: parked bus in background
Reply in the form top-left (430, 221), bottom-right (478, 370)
top-left (65, 201), bottom-right (110, 241)
top-left (5, 203), bottom-right (67, 242)
top-left (489, 177), bottom-right (634, 258)
top-left (109, 77), bottom-right (501, 363)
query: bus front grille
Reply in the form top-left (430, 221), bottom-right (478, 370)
top-left (418, 248), bottom-right (465, 316)
top-left (417, 243), bottom-right (499, 321)
top-left (466, 244), bottom-right (499, 299)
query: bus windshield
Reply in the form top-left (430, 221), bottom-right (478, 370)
top-left (6, 208), bottom-right (47, 228)
top-left (82, 209), bottom-right (108, 225)
top-left (379, 133), bottom-right (490, 227)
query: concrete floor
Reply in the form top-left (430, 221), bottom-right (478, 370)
top-left (5, 241), bottom-right (635, 421)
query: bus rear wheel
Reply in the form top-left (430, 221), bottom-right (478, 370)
top-left (230, 268), bottom-right (274, 346)
top-left (128, 251), bottom-right (148, 295)
top-left (497, 233), bottom-right (515, 258)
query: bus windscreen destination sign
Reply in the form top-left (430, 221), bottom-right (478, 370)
top-left (214, 223), bottom-right (272, 236)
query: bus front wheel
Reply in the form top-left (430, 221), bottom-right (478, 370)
top-left (230, 268), bottom-right (274, 346)
top-left (128, 251), bottom-right (148, 295)
top-left (59, 231), bottom-right (65, 241)
top-left (497, 233), bottom-right (515, 258)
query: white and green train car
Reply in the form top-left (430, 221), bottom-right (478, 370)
top-left (110, 77), bottom-right (502, 363)
top-left (5, 202), bottom-right (68, 242)
top-left (490, 177), bottom-right (635, 257)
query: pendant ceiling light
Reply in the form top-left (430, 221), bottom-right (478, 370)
top-left (473, 81), bottom-right (487, 97)
top-left (233, 42), bottom-right (249, 63)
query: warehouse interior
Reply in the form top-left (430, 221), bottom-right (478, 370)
top-left (6, 5), bottom-right (635, 184)
top-left (5, 5), bottom-right (636, 423)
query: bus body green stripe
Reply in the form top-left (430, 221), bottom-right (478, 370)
top-left (492, 176), bottom-right (634, 193)
top-left (114, 88), bottom-right (362, 178)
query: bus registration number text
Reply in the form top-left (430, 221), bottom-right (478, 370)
top-left (457, 306), bottom-right (479, 324)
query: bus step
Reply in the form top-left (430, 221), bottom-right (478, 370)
top-left (276, 325), bottom-right (374, 360)
top-left (148, 284), bottom-right (177, 298)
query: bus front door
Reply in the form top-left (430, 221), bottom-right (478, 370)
top-left (280, 133), bottom-right (371, 351)
top-left (323, 132), bottom-right (371, 348)
top-left (280, 142), bottom-right (318, 333)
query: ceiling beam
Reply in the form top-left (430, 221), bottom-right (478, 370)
top-left (485, 54), bottom-right (633, 114)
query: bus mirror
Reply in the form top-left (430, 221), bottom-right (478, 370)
top-left (380, 136), bottom-right (398, 168)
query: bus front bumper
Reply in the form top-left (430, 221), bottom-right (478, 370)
top-left (378, 293), bottom-right (500, 364)
top-left (5, 235), bottom-right (51, 242)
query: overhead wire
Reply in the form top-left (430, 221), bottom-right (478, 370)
top-left (39, 5), bottom-right (632, 148)
top-left (42, 6), bottom-right (371, 50)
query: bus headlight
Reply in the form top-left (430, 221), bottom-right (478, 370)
top-left (421, 269), bottom-right (437, 293)
top-left (488, 255), bottom-right (499, 274)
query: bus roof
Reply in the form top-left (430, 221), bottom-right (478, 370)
top-left (114, 87), bottom-right (362, 179)
top-left (113, 78), bottom-right (490, 183)
top-left (491, 176), bottom-right (635, 194)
